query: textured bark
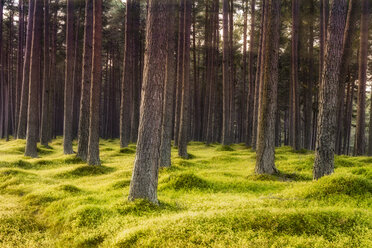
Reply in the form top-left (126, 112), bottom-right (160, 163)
top-left (76, 0), bottom-right (93, 161)
top-left (128, 0), bottom-right (167, 204)
top-left (40, 0), bottom-right (50, 146)
top-left (313, 0), bottom-right (348, 180)
top-left (178, 0), bottom-right (192, 158)
top-left (25, 0), bottom-right (42, 158)
top-left (290, 0), bottom-right (301, 150)
top-left (17, 0), bottom-right (34, 139)
top-left (0, 1), bottom-right (3, 139)
top-left (221, 0), bottom-right (230, 145)
top-left (63, 0), bottom-right (75, 154)
top-left (159, 0), bottom-right (176, 167)
top-left (354, 0), bottom-right (369, 156)
top-left (87, 0), bottom-right (102, 166)
top-left (255, 0), bottom-right (280, 175)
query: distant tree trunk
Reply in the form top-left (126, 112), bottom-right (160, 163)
top-left (313, 0), bottom-right (348, 180)
top-left (222, 0), bottom-right (231, 145)
top-left (15, 0), bottom-right (24, 137)
top-left (245, 0), bottom-right (256, 146)
top-left (255, 0), bottom-right (280, 175)
top-left (290, 0), bottom-right (301, 150)
top-left (354, 0), bottom-right (368, 156)
top-left (63, 0), bottom-right (75, 154)
top-left (128, 0), bottom-right (168, 204)
top-left (25, 0), bottom-right (42, 157)
top-left (174, 1), bottom-right (185, 147)
top-left (159, 0), bottom-right (176, 167)
top-left (76, 0), bottom-right (93, 161)
top-left (17, 0), bottom-right (34, 139)
top-left (0, 0), bottom-right (3, 139)
top-left (40, 0), bottom-right (50, 146)
top-left (178, 0), bottom-right (192, 158)
top-left (87, 0), bottom-right (102, 166)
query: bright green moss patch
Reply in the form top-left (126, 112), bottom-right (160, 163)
top-left (0, 138), bottom-right (371, 247)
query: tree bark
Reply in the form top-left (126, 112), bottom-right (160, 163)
top-left (76, 0), bottom-right (93, 161)
top-left (354, 0), bottom-right (369, 156)
top-left (25, 0), bottom-right (42, 158)
top-left (255, 0), bottom-right (280, 175)
top-left (128, 0), bottom-right (167, 204)
top-left (313, 0), bottom-right (348, 180)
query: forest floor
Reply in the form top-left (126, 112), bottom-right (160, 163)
top-left (0, 138), bottom-right (371, 248)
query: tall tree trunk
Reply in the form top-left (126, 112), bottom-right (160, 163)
top-left (76, 0), bottom-right (93, 161)
top-left (87, 0), bottom-right (102, 166)
top-left (15, 0), bottom-right (24, 137)
top-left (354, 0), bottom-right (369, 156)
top-left (313, 0), bottom-right (348, 180)
top-left (290, 0), bottom-right (301, 150)
top-left (25, 0), bottom-right (42, 157)
top-left (40, 0), bottom-right (50, 146)
top-left (128, 0), bottom-right (168, 204)
top-left (17, 0), bottom-right (34, 139)
top-left (178, 0), bottom-right (192, 158)
top-left (159, 0), bottom-right (177, 167)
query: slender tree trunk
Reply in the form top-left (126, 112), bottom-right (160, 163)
top-left (40, 0), bottom-right (50, 146)
top-left (128, 0), bottom-right (168, 204)
top-left (17, 0), bottom-right (34, 139)
top-left (63, 0), bottom-right (75, 154)
top-left (178, 0), bottom-right (192, 158)
top-left (76, 0), bottom-right (93, 161)
top-left (25, 0), bottom-right (42, 157)
top-left (313, 0), bottom-right (348, 180)
top-left (159, 0), bottom-right (176, 167)
top-left (15, 0), bottom-right (24, 137)
top-left (87, 0), bottom-right (102, 166)
top-left (255, 0), bottom-right (280, 175)
top-left (354, 0), bottom-right (369, 156)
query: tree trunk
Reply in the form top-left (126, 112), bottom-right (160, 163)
top-left (25, 0), bottom-right (42, 158)
top-left (222, 0), bottom-right (230, 145)
top-left (159, 0), bottom-right (177, 167)
top-left (354, 0), bottom-right (369, 156)
top-left (128, 0), bottom-right (168, 204)
top-left (87, 0), bottom-right (102, 166)
top-left (76, 0), bottom-right (93, 161)
top-left (255, 0), bottom-right (280, 175)
top-left (15, 0), bottom-right (24, 137)
top-left (313, 0), bottom-right (348, 180)
top-left (63, 0), bottom-right (75, 154)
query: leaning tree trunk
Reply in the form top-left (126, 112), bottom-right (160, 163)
top-left (87, 0), bottom-right (102, 166)
top-left (178, 0), bottom-right (192, 159)
top-left (159, 0), bottom-right (177, 167)
top-left (76, 0), bottom-right (93, 161)
top-left (25, 0), bottom-right (42, 158)
top-left (255, 0), bottom-right (280, 175)
top-left (128, 0), bottom-right (168, 204)
top-left (63, 0), bottom-right (75, 154)
top-left (313, 0), bottom-right (348, 180)
top-left (354, 0), bottom-right (369, 156)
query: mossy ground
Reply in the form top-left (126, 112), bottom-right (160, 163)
top-left (0, 138), bottom-right (371, 247)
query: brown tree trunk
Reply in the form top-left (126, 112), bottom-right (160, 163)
top-left (178, 0), bottom-right (192, 158)
top-left (17, 0), bottom-right (34, 139)
top-left (87, 0), bottom-right (102, 166)
top-left (313, 0), bottom-right (348, 180)
top-left (63, 0), bottom-right (75, 154)
top-left (76, 0), bottom-right (93, 161)
top-left (255, 0), bottom-right (280, 175)
top-left (159, 0), bottom-right (177, 167)
top-left (354, 0), bottom-right (369, 156)
top-left (25, 0), bottom-right (42, 157)
top-left (40, 0), bottom-right (50, 146)
top-left (128, 0), bottom-right (168, 204)
top-left (222, 0), bottom-right (230, 145)
top-left (15, 0), bottom-right (24, 137)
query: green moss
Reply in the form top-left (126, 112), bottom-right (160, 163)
top-left (119, 148), bottom-right (136, 154)
top-left (161, 173), bottom-right (210, 191)
top-left (56, 165), bottom-right (115, 178)
top-left (58, 184), bottom-right (82, 194)
top-left (216, 145), bottom-right (235, 151)
top-left (111, 180), bottom-right (131, 189)
top-left (69, 205), bottom-right (107, 227)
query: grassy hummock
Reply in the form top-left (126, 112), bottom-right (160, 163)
top-left (0, 138), bottom-right (371, 247)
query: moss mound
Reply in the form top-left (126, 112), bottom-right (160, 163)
top-left (216, 145), bottom-right (235, 151)
top-left (111, 180), bottom-right (131, 189)
top-left (161, 173), bottom-right (210, 190)
top-left (119, 148), bottom-right (136, 154)
top-left (69, 205), bottom-right (107, 227)
top-left (56, 165), bottom-right (115, 178)
top-left (58, 184), bottom-right (82, 194)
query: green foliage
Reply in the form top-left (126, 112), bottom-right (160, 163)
top-left (119, 147), bottom-right (136, 154)
top-left (0, 138), bottom-right (371, 247)
top-left (216, 145), bottom-right (235, 151)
